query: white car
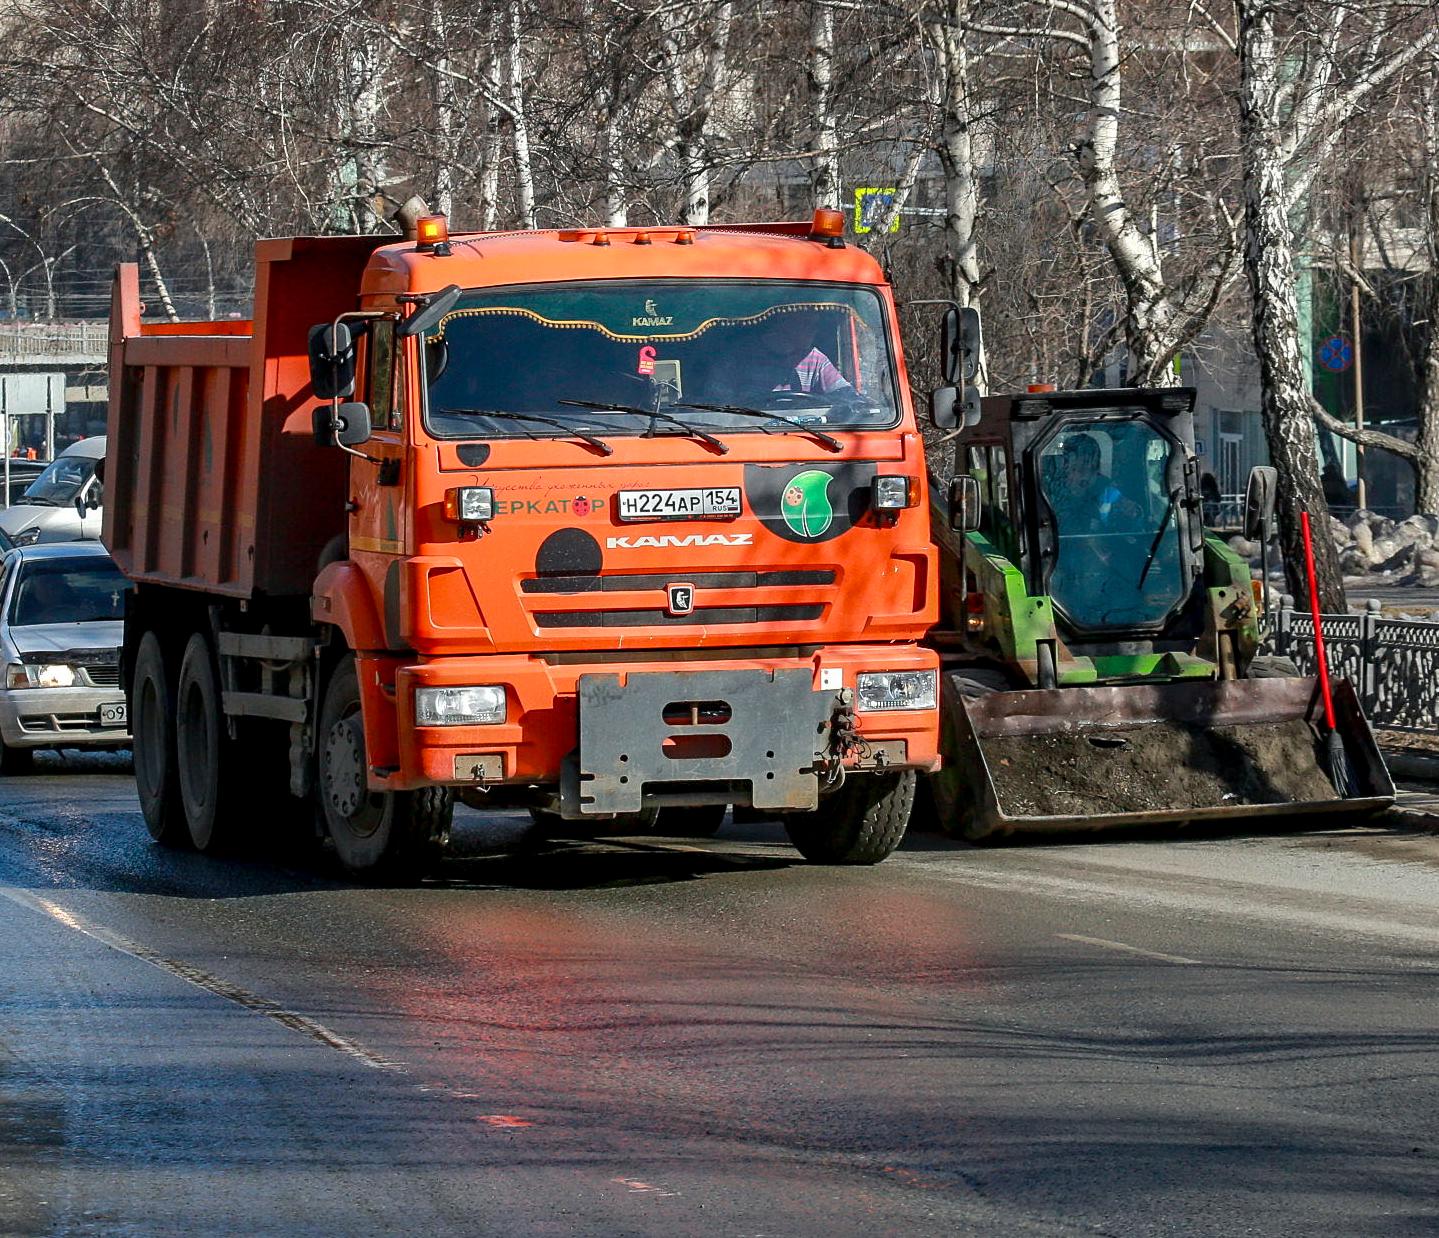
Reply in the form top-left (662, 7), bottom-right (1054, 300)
top-left (0, 541), bottom-right (130, 772)
top-left (0, 436), bottom-right (106, 547)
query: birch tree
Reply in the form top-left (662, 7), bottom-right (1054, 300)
top-left (1235, 0), bottom-right (1438, 608)
top-left (808, 1), bottom-right (841, 210)
top-left (658, 1), bottom-right (735, 226)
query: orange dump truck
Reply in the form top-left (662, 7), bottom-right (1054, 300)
top-left (104, 210), bottom-right (939, 876)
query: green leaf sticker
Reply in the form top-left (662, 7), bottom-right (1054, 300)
top-left (780, 470), bottom-right (835, 538)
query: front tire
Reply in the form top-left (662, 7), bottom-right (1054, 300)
top-left (783, 770), bottom-right (915, 865)
top-left (133, 630), bottom-right (187, 846)
top-left (318, 655), bottom-right (452, 879)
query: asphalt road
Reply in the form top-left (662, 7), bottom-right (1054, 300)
top-left (1, 754), bottom-right (1437, 1237)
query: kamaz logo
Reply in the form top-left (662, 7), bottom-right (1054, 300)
top-left (606, 533), bottom-right (753, 549)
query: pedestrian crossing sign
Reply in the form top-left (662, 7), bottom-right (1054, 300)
top-left (854, 188), bottom-right (900, 234)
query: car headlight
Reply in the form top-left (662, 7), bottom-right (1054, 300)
top-left (6, 663), bottom-right (77, 688)
top-left (12, 527), bottom-right (41, 546)
top-left (414, 685), bottom-right (506, 726)
top-left (856, 670), bottom-right (936, 712)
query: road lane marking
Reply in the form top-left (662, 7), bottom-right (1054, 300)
top-left (612, 1176), bottom-right (681, 1197)
top-left (0, 886), bottom-right (401, 1072)
top-left (1056, 932), bottom-right (1200, 965)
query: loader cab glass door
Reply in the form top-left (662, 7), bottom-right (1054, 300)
top-left (1036, 419), bottom-right (1186, 630)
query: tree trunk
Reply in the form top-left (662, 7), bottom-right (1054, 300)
top-left (1416, 58), bottom-right (1439, 513)
top-left (1074, 0), bottom-right (1174, 385)
top-left (1238, 3), bottom-right (1344, 611)
top-left (505, 0), bottom-right (536, 229)
top-left (808, 1), bottom-right (840, 210)
top-left (430, 4), bottom-right (455, 218)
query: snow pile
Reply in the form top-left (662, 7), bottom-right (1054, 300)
top-left (1228, 511), bottom-right (1439, 591)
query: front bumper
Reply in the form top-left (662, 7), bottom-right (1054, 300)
top-left (0, 685), bottom-right (130, 749)
top-left (366, 645), bottom-right (940, 799)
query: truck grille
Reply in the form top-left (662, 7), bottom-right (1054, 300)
top-left (534, 604), bottom-right (823, 629)
top-left (522, 569), bottom-right (835, 595)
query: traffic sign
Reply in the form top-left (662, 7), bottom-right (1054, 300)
top-left (1317, 334), bottom-right (1354, 373)
top-left (854, 187), bottom-right (900, 234)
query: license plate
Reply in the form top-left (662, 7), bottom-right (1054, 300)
top-left (98, 702), bottom-right (127, 727)
top-left (617, 487), bottom-right (741, 522)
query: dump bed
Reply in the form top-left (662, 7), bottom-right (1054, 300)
top-left (103, 237), bottom-right (383, 598)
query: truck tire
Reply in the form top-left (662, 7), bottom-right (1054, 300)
top-left (783, 770), bottom-right (915, 865)
top-left (133, 630), bottom-right (188, 847)
top-left (930, 669), bottom-right (1009, 843)
top-left (175, 632), bottom-right (237, 853)
top-left (318, 655), bottom-right (452, 879)
top-left (654, 804), bottom-right (727, 837)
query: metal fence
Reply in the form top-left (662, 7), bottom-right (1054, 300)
top-left (1270, 599), bottom-right (1439, 734)
top-left (0, 321), bottom-right (108, 363)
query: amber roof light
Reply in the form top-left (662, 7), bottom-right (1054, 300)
top-left (810, 208), bottom-right (845, 241)
top-left (415, 214), bottom-right (451, 254)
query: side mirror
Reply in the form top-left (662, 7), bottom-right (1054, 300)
top-left (940, 305), bottom-right (982, 384)
top-left (74, 481), bottom-right (102, 518)
top-left (1243, 465), bottom-right (1278, 540)
top-left (949, 475), bottom-right (981, 533)
top-left (397, 284), bottom-right (463, 338)
top-left (335, 402), bottom-right (372, 447)
top-left (307, 322), bottom-right (357, 399)
top-left (931, 386), bottom-right (959, 430)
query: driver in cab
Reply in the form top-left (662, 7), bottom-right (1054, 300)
top-left (751, 313), bottom-right (853, 397)
top-left (1052, 434), bottom-right (1138, 534)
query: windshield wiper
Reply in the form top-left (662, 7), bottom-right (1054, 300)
top-left (437, 408), bottom-right (613, 456)
top-left (674, 402), bottom-right (843, 452)
top-left (1137, 489), bottom-right (1179, 589)
top-left (557, 400), bottom-right (729, 454)
top-left (18, 496), bottom-right (59, 507)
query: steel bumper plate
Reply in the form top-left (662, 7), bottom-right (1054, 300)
top-left (576, 668), bottom-right (833, 815)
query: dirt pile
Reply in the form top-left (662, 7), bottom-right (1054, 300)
top-left (980, 717), bottom-right (1341, 818)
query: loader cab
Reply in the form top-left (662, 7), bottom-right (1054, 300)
top-left (952, 387), bottom-right (1208, 641)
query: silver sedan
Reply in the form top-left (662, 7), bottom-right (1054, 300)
top-left (0, 541), bottom-right (130, 773)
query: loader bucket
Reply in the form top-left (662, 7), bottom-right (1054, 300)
top-left (938, 676), bottom-right (1394, 840)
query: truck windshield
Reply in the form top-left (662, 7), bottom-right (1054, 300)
top-left (421, 281), bottom-right (899, 441)
top-left (1036, 418), bottom-right (1187, 630)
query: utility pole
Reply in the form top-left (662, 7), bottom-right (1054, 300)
top-left (1349, 227), bottom-right (1367, 510)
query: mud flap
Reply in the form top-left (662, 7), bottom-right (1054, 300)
top-left (942, 676), bottom-right (1394, 838)
top-left (571, 668), bottom-right (834, 816)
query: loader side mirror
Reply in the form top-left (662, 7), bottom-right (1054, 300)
top-left (1243, 465), bottom-right (1278, 540)
top-left (940, 305), bottom-right (983, 384)
top-left (949, 475), bottom-right (981, 533)
top-left (308, 322), bottom-right (357, 399)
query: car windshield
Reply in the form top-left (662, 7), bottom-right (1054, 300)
top-left (9, 559), bottom-right (130, 627)
top-left (1036, 417), bottom-right (1186, 629)
top-left (421, 281), bottom-right (899, 440)
top-left (22, 454), bottom-right (96, 505)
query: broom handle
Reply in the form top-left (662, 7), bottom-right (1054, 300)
top-left (1299, 510), bottom-right (1338, 732)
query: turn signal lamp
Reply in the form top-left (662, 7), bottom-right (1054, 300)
top-left (415, 214), bottom-right (451, 254)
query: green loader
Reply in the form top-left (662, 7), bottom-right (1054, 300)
top-left (925, 372), bottom-right (1393, 841)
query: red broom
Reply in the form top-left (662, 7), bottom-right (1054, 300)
top-left (1299, 510), bottom-right (1354, 797)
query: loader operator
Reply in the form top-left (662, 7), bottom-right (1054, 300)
top-left (1055, 433), bottom-right (1138, 534)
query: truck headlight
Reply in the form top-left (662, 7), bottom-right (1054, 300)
top-left (856, 670), bottom-right (936, 712)
top-left (871, 475), bottom-right (916, 510)
top-left (6, 663), bottom-right (77, 688)
top-left (444, 486), bottom-right (495, 522)
top-left (414, 685), bottom-right (506, 726)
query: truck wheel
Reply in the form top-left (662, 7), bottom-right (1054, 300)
top-left (783, 770), bottom-right (915, 865)
top-left (318, 655), bottom-right (452, 879)
top-left (176, 632), bottom-right (237, 853)
top-left (653, 804), bottom-right (727, 837)
top-left (133, 630), bottom-right (188, 847)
